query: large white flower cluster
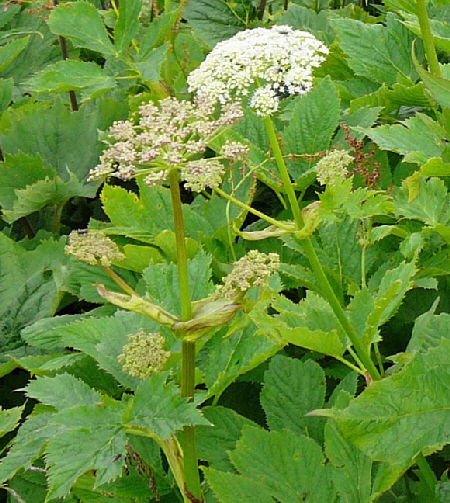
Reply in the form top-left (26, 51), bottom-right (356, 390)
top-left (187, 25), bottom-right (328, 116)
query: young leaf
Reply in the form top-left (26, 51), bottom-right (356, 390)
top-left (314, 338), bottom-right (450, 469)
top-left (260, 355), bottom-right (326, 443)
top-left (48, 1), bottom-right (116, 57)
top-left (128, 372), bottom-right (210, 439)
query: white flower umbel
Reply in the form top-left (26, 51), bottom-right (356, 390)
top-left (87, 97), bottom-right (244, 192)
top-left (187, 25), bottom-right (329, 116)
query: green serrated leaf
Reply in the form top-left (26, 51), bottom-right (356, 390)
top-left (225, 426), bottom-right (336, 502)
top-left (204, 467), bottom-right (274, 503)
top-left (114, 0), bottom-right (141, 52)
top-left (0, 78), bottom-right (13, 114)
top-left (365, 113), bottom-right (447, 165)
top-left (395, 177), bottom-right (450, 226)
top-left (27, 60), bottom-right (115, 100)
top-left (184, 0), bottom-right (245, 48)
top-left (282, 77), bottom-right (340, 180)
top-left (261, 355), bottom-right (326, 443)
top-left (0, 102), bottom-right (105, 182)
top-left (0, 36), bottom-right (29, 72)
top-left (46, 401), bottom-right (127, 499)
top-left (128, 372), bottom-right (210, 439)
top-left (135, 43), bottom-right (169, 83)
top-left (48, 1), bottom-right (116, 57)
top-left (25, 374), bottom-right (101, 411)
top-left (330, 14), bottom-right (417, 85)
top-left (315, 338), bottom-right (450, 469)
top-left (198, 320), bottom-right (282, 400)
top-left (0, 405), bottom-right (24, 438)
top-left (0, 412), bottom-right (55, 484)
top-left (196, 406), bottom-right (257, 472)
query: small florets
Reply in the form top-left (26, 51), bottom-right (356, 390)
top-left (65, 229), bottom-right (125, 267)
top-left (118, 329), bottom-right (170, 379)
top-left (217, 250), bottom-right (280, 299)
top-left (315, 150), bottom-right (354, 185)
top-left (87, 97), bottom-right (243, 192)
top-left (187, 25), bottom-right (328, 116)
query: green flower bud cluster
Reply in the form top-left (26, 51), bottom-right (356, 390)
top-left (118, 329), bottom-right (170, 379)
top-left (315, 150), bottom-right (354, 185)
top-left (217, 250), bottom-right (280, 299)
top-left (65, 230), bottom-right (125, 267)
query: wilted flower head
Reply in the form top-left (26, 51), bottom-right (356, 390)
top-left (65, 229), bottom-right (125, 267)
top-left (315, 150), bottom-right (354, 185)
top-left (88, 96), bottom-right (243, 191)
top-left (187, 25), bottom-right (328, 116)
top-left (217, 250), bottom-right (280, 299)
top-left (118, 329), bottom-right (170, 379)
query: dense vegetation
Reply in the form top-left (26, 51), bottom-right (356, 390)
top-left (1, 0), bottom-right (450, 501)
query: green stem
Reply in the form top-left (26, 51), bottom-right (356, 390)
top-left (263, 115), bottom-right (381, 381)
top-left (416, 0), bottom-right (441, 77)
top-left (51, 202), bottom-right (65, 235)
top-left (214, 186), bottom-right (292, 231)
top-left (169, 170), bottom-right (192, 322)
top-left (168, 170), bottom-right (202, 502)
top-left (101, 266), bottom-right (136, 296)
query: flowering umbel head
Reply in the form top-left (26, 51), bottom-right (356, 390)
top-left (88, 97), bottom-right (245, 191)
top-left (315, 150), bottom-right (354, 185)
top-left (118, 329), bottom-right (170, 379)
top-left (187, 25), bottom-right (329, 116)
top-left (65, 229), bottom-right (125, 267)
top-left (216, 250), bottom-right (280, 300)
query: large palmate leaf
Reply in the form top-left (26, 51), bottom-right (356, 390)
top-left (260, 355), bottom-right (326, 443)
top-left (204, 426), bottom-right (336, 502)
top-left (282, 77), bottom-right (340, 180)
top-left (48, 1), bottom-right (116, 57)
top-left (314, 338), bottom-right (450, 470)
top-left (330, 13), bottom-right (417, 85)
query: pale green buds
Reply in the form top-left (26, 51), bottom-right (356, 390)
top-left (315, 150), bottom-right (354, 185)
top-left (118, 329), bottom-right (170, 379)
top-left (65, 229), bottom-right (125, 267)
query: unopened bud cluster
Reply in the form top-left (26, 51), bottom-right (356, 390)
top-left (65, 230), bottom-right (125, 267)
top-left (315, 150), bottom-right (354, 185)
top-left (187, 25), bottom-right (328, 116)
top-left (217, 250), bottom-right (280, 299)
top-left (118, 329), bottom-right (170, 379)
top-left (88, 97), bottom-right (245, 192)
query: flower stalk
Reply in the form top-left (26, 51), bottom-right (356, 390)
top-left (263, 115), bottom-right (381, 382)
top-left (168, 169), bottom-right (203, 502)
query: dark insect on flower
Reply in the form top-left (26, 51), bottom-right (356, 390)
top-left (76, 229), bottom-right (89, 235)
